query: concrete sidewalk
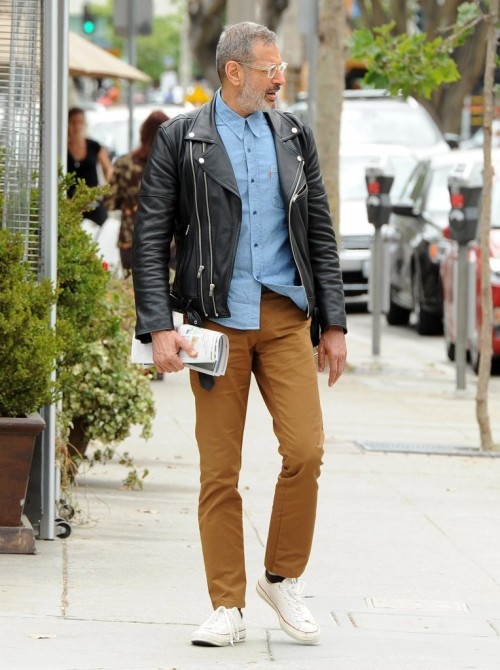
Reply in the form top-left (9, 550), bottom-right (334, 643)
top-left (1, 314), bottom-right (500, 670)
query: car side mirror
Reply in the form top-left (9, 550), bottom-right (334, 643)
top-left (391, 201), bottom-right (416, 217)
top-left (444, 133), bottom-right (460, 150)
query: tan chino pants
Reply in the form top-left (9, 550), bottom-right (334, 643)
top-left (190, 292), bottom-right (325, 609)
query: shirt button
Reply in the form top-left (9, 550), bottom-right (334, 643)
top-left (199, 157), bottom-right (205, 164)
top-left (251, 179), bottom-right (255, 183)
top-left (253, 211), bottom-right (257, 215)
top-left (254, 243), bottom-right (259, 247)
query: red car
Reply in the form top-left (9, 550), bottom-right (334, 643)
top-left (441, 198), bottom-right (500, 373)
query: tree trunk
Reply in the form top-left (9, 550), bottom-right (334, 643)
top-left (476, 0), bottom-right (498, 451)
top-left (187, 0), bottom-right (227, 90)
top-left (261, 0), bottom-right (289, 31)
top-left (316, 0), bottom-right (345, 239)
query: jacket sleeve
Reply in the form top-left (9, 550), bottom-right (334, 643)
top-left (132, 125), bottom-right (178, 341)
top-left (301, 124), bottom-right (347, 333)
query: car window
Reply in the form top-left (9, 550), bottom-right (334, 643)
top-left (88, 119), bottom-right (142, 157)
top-left (342, 103), bottom-right (442, 147)
top-left (340, 154), bottom-right (417, 200)
top-left (423, 166), bottom-right (452, 218)
top-left (400, 162), bottom-right (429, 205)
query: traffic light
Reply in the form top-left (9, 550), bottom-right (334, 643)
top-left (82, 4), bottom-right (96, 35)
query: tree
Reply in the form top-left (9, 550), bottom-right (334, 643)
top-left (316, 0), bottom-right (345, 238)
top-left (353, 1), bottom-right (488, 134)
top-left (351, 2), bottom-right (498, 451)
top-left (476, 0), bottom-right (498, 451)
top-left (186, 0), bottom-right (290, 89)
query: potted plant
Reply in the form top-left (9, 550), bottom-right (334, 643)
top-left (56, 173), bottom-right (155, 488)
top-left (0, 227), bottom-right (59, 552)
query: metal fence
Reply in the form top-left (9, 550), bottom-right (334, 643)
top-left (0, 0), bottom-right (42, 272)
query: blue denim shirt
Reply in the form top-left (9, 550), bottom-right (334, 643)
top-left (211, 91), bottom-right (307, 330)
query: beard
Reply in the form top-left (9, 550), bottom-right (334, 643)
top-left (237, 77), bottom-right (278, 115)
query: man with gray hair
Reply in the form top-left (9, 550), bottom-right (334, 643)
top-left (132, 22), bottom-right (347, 647)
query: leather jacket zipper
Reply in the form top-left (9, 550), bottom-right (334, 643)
top-left (288, 156), bottom-right (309, 317)
top-left (202, 144), bottom-right (218, 316)
top-left (189, 142), bottom-right (208, 316)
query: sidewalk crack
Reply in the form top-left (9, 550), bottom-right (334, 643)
top-left (61, 539), bottom-right (69, 617)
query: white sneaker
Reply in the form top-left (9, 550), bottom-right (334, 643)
top-left (256, 571), bottom-right (320, 644)
top-left (191, 606), bottom-right (246, 646)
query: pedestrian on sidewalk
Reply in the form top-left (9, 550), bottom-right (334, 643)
top-left (67, 107), bottom-right (113, 241)
top-left (103, 110), bottom-right (169, 276)
top-left (132, 21), bottom-right (347, 648)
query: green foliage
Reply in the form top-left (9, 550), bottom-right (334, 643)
top-left (349, 5), bottom-right (482, 99)
top-left (56, 171), bottom-right (110, 380)
top-left (0, 229), bottom-right (59, 416)
top-left (136, 15), bottom-right (183, 84)
top-left (55, 174), bottom-right (155, 482)
top-left (59, 277), bottom-right (155, 448)
top-left (87, 0), bottom-right (183, 84)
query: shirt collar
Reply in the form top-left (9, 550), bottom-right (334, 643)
top-left (215, 89), bottom-right (265, 139)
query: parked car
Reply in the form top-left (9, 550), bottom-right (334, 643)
top-left (382, 151), bottom-right (473, 334)
top-left (339, 144), bottom-right (418, 295)
top-left (288, 91), bottom-right (453, 297)
top-left (440, 158), bottom-right (500, 372)
top-left (86, 103), bottom-right (193, 159)
top-left (287, 90), bottom-right (455, 152)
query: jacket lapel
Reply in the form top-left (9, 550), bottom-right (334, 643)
top-left (184, 99), bottom-right (240, 198)
top-left (266, 110), bottom-right (306, 204)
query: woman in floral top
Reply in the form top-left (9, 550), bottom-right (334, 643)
top-left (105, 110), bottom-right (169, 273)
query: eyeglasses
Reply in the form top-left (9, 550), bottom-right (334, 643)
top-left (236, 61), bottom-right (288, 79)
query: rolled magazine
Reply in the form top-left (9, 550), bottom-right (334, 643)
top-left (131, 324), bottom-right (229, 377)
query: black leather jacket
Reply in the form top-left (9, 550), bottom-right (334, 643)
top-left (132, 96), bottom-right (346, 341)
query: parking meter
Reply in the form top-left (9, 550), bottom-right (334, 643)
top-left (448, 162), bottom-right (482, 246)
top-left (447, 161), bottom-right (483, 391)
top-left (365, 166), bottom-right (394, 229)
top-left (365, 163), bottom-right (394, 356)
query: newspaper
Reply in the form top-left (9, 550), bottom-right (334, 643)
top-left (131, 324), bottom-right (229, 377)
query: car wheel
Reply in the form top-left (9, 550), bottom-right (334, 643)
top-left (443, 318), bottom-right (455, 361)
top-left (470, 336), bottom-right (480, 375)
top-left (386, 294), bottom-right (411, 326)
top-left (413, 272), bottom-right (443, 336)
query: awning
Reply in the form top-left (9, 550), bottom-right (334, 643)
top-left (68, 32), bottom-right (151, 83)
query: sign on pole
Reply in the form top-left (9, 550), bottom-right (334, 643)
top-left (114, 0), bottom-right (153, 37)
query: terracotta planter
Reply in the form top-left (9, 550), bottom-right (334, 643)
top-left (0, 413), bottom-right (45, 527)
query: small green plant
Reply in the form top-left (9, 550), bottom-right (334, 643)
top-left (55, 173), bottom-right (155, 486)
top-left (0, 228), bottom-right (59, 417)
top-left (349, 4), bottom-right (481, 99)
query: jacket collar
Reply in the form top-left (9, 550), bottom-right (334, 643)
top-left (184, 94), bottom-right (304, 144)
top-left (184, 95), bottom-right (305, 202)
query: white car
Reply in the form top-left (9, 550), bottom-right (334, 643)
top-left (86, 103), bottom-right (193, 159)
top-left (288, 91), bottom-right (453, 296)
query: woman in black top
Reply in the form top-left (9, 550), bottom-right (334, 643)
top-left (67, 107), bottom-right (113, 231)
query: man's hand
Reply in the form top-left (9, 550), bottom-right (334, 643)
top-left (317, 326), bottom-right (347, 387)
top-left (151, 329), bottom-right (197, 373)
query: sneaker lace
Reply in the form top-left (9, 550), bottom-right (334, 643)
top-left (279, 579), bottom-right (315, 623)
top-left (206, 606), bottom-right (242, 645)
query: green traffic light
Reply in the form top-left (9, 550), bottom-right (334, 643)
top-left (83, 20), bottom-right (95, 34)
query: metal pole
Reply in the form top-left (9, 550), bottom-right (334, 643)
top-left (57, 0), bottom-right (68, 170)
top-left (455, 244), bottom-right (468, 390)
top-left (307, 0), bottom-right (318, 132)
top-left (127, 0), bottom-right (136, 153)
top-left (39, 0), bottom-right (59, 540)
top-left (371, 228), bottom-right (383, 356)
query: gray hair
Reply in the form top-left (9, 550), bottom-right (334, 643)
top-left (216, 22), bottom-right (278, 83)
